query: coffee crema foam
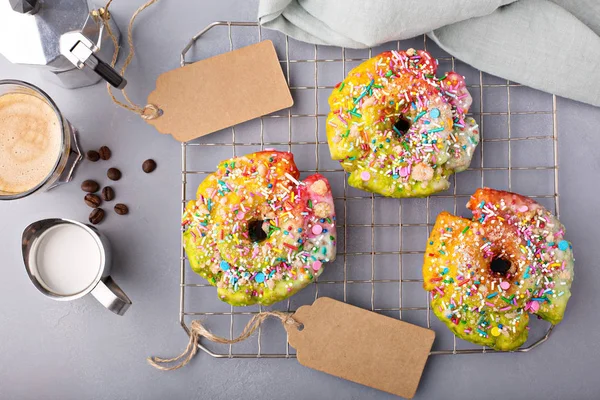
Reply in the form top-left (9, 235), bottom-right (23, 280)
top-left (0, 93), bottom-right (62, 193)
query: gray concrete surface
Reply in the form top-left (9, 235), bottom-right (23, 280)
top-left (0, 1), bottom-right (599, 399)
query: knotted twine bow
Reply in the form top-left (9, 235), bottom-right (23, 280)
top-left (98, 0), bottom-right (162, 120)
top-left (148, 311), bottom-right (300, 371)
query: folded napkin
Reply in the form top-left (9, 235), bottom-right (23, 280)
top-left (259, 0), bottom-right (600, 107)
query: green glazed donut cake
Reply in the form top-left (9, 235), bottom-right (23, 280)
top-left (182, 151), bottom-right (337, 306)
top-left (423, 188), bottom-right (574, 350)
top-left (326, 49), bottom-right (479, 198)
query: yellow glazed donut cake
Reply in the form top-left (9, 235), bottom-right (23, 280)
top-left (326, 49), bottom-right (479, 197)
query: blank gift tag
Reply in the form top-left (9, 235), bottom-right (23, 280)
top-left (285, 297), bottom-right (435, 399)
top-left (146, 40), bottom-right (293, 142)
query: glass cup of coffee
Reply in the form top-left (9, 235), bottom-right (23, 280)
top-left (0, 80), bottom-right (82, 200)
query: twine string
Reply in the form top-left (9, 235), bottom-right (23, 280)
top-left (98, 1), bottom-right (299, 373)
top-left (148, 311), bottom-right (299, 371)
top-left (99, 0), bottom-right (162, 120)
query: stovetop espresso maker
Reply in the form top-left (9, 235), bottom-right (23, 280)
top-left (0, 0), bottom-right (126, 89)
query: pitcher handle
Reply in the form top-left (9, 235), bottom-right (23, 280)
top-left (91, 276), bottom-right (132, 316)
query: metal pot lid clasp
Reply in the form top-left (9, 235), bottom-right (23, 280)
top-left (61, 32), bottom-right (127, 89)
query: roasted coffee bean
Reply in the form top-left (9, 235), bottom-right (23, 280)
top-left (99, 146), bottom-right (111, 160)
top-left (81, 179), bottom-right (99, 193)
top-left (114, 203), bottom-right (129, 215)
top-left (84, 193), bottom-right (102, 208)
top-left (142, 159), bottom-right (157, 173)
top-left (101, 186), bottom-right (115, 201)
top-left (89, 208), bottom-right (105, 225)
top-left (87, 150), bottom-right (100, 162)
top-left (107, 168), bottom-right (121, 181)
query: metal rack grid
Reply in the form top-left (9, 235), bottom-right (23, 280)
top-left (179, 21), bottom-right (559, 357)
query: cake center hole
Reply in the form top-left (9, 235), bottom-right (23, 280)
top-left (249, 220), bottom-right (268, 243)
top-left (393, 116), bottom-right (411, 136)
top-left (490, 257), bottom-right (511, 275)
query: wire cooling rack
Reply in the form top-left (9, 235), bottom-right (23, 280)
top-left (179, 22), bottom-right (559, 357)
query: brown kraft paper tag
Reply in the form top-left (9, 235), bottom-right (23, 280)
top-left (146, 40), bottom-right (293, 142)
top-left (285, 297), bottom-right (435, 399)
